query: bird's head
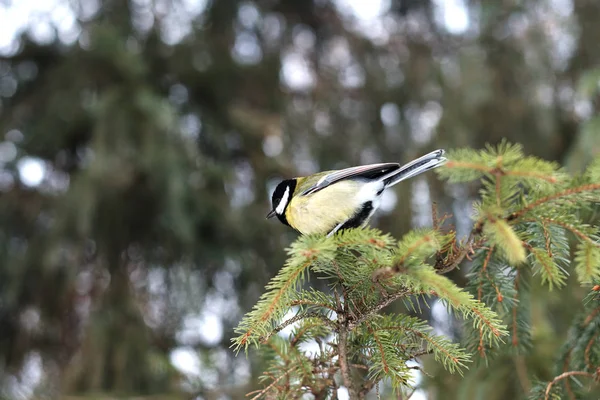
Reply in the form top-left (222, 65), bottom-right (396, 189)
top-left (266, 179), bottom-right (297, 226)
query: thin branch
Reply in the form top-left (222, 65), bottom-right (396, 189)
top-left (347, 289), bottom-right (412, 330)
top-left (583, 307), bottom-right (600, 326)
top-left (511, 270), bottom-right (520, 349)
top-left (239, 260), bottom-right (312, 346)
top-left (395, 235), bottom-right (436, 268)
top-left (509, 183), bottom-right (600, 220)
top-left (289, 299), bottom-right (338, 313)
top-left (338, 320), bottom-right (360, 400)
top-left (562, 349), bottom-right (577, 400)
top-left (380, 326), bottom-right (460, 365)
top-left (260, 312), bottom-right (337, 343)
top-left (443, 160), bottom-right (559, 183)
top-left (434, 232), bottom-right (480, 274)
top-left (247, 366), bottom-right (298, 400)
top-left (533, 217), bottom-right (600, 247)
top-left (367, 322), bottom-right (389, 373)
top-left (585, 333), bottom-right (598, 371)
top-left (544, 371), bottom-right (595, 400)
top-left (444, 160), bottom-right (494, 173)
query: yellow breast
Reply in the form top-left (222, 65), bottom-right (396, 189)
top-left (286, 180), bottom-right (363, 235)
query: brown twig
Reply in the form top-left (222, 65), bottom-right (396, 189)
top-left (260, 312), bottom-right (337, 343)
top-left (544, 371), bottom-right (594, 400)
top-left (509, 183), bottom-right (600, 221)
top-left (338, 319), bottom-right (359, 399)
top-left (585, 334), bottom-right (598, 372)
top-left (347, 289), bottom-right (412, 330)
top-left (562, 349), bottom-right (576, 400)
top-left (511, 270), bottom-right (520, 349)
top-left (247, 366), bottom-right (298, 400)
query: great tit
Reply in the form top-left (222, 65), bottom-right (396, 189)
top-left (267, 149), bottom-right (447, 236)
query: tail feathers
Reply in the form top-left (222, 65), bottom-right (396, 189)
top-left (382, 149), bottom-right (446, 187)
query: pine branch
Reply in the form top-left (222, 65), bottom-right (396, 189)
top-left (575, 242), bottom-right (600, 284)
top-left (533, 217), bottom-right (599, 246)
top-left (544, 371), bottom-right (595, 400)
top-left (528, 246), bottom-right (568, 289)
top-left (509, 183), bottom-right (600, 220)
top-left (338, 319), bottom-right (359, 399)
top-left (233, 236), bottom-right (338, 350)
top-left (260, 312), bottom-right (337, 343)
top-left (401, 267), bottom-right (507, 344)
top-left (482, 214), bottom-right (526, 264)
top-left (233, 259), bottom-right (313, 350)
top-left (374, 318), bottom-right (470, 375)
top-left (248, 366), bottom-right (298, 400)
top-left (240, 142), bottom-right (600, 399)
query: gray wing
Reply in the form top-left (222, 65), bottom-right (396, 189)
top-left (301, 162), bottom-right (400, 196)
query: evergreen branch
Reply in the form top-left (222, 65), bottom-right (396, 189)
top-left (483, 216), bottom-right (526, 264)
top-left (434, 232), bottom-right (479, 274)
top-left (290, 321), bottom-right (327, 347)
top-left (367, 322), bottom-right (389, 374)
top-left (562, 350), bottom-right (576, 400)
top-left (289, 299), bottom-right (337, 313)
top-left (395, 232), bottom-right (439, 268)
top-left (509, 183), bottom-right (600, 220)
top-left (541, 221), bottom-right (553, 257)
top-left (248, 366), bottom-right (298, 400)
top-left (544, 371), bottom-right (595, 400)
top-left (380, 325), bottom-right (469, 374)
top-left (503, 169), bottom-right (558, 183)
top-left (444, 160), bottom-right (496, 174)
top-left (234, 260), bottom-right (312, 350)
top-left (533, 217), bottom-right (599, 246)
top-left (290, 288), bottom-right (339, 313)
top-left (512, 269), bottom-right (521, 349)
top-left (585, 333), bottom-right (598, 371)
top-left (575, 242), bottom-right (600, 284)
top-left (479, 246), bottom-right (504, 302)
top-left (495, 171), bottom-right (502, 206)
top-left (260, 312), bottom-right (337, 343)
top-left (338, 321), bottom-right (359, 399)
top-left (529, 246), bottom-right (567, 289)
top-left (584, 307), bottom-right (600, 326)
top-left (403, 267), bottom-right (507, 343)
top-left (347, 288), bottom-right (413, 329)
top-left (438, 143), bottom-right (562, 186)
top-left (475, 247), bottom-right (494, 357)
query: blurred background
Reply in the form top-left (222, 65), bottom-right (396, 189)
top-left (0, 0), bottom-right (599, 399)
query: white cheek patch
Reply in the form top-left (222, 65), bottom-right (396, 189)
top-left (276, 186), bottom-right (290, 214)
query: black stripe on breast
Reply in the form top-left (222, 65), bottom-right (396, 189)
top-left (338, 201), bottom-right (374, 231)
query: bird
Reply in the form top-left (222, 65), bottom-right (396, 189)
top-left (266, 149), bottom-right (447, 236)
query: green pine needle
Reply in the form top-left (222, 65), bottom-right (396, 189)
top-left (575, 241), bottom-right (600, 284)
top-left (483, 218), bottom-right (526, 265)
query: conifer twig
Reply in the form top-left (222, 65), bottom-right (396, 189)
top-left (562, 350), bottom-right (577, 400)
top-left (533, 217), bottom-right (600, 247)
top-left (544, 371), bottom-right (595, 400)
top-left (260, 312), bottom-right (337, 343)
top-left (584, 333), bottom-right (598, 371)
top-left (347, 289), bottom-right (412, 330)
top-left (508, 183), bottom-right (600, 220)
top-left (338, 321), bottom-right (359, 399)
top-left (247, 366), bottom-right (298, 400)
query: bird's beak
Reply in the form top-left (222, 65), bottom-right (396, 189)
top-left (266, 209), bottom-right (276, 219)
